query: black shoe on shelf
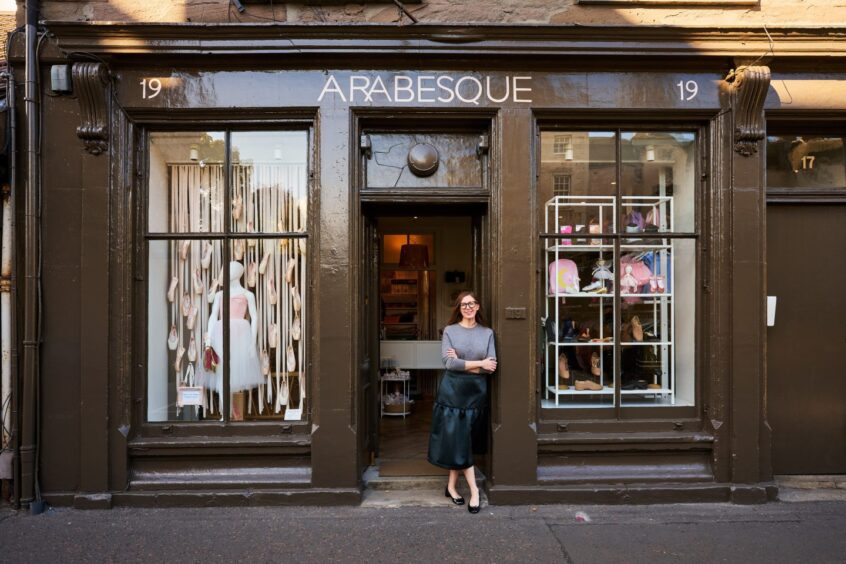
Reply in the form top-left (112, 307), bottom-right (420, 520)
top-left (444, 486), bottom-right (465, 505)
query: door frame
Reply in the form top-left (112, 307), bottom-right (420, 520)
top-left (352, 111), bottom-right (495, 480)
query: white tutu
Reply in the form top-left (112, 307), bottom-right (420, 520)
top-left (200, 317), bottom-right (264, 394)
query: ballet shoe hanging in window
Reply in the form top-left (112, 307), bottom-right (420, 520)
top-left (167, 276), bottom-right (178, 303)
top-left (286, 257), bottom-right (296, 285)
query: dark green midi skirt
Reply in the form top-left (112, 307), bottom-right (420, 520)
top-left (427, 370), bottom-right (488, 470)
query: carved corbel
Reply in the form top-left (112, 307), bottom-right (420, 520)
top-left (725, 65), bottom-right (771, 157)
top-left (71, 62), bottom-right (111, 156)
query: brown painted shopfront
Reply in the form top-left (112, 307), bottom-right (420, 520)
top-left (13, 23), bottom-right (846, 509)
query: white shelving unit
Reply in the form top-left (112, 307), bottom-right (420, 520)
top-left (543, 195), bottom-right (676, 408)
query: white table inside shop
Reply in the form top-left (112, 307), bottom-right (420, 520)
top-left (380, 340), bottom-right (443, 418)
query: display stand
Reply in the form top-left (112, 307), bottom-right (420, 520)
top-left (543, 195), bottom-right (675, 408)
top-left (381, 368), bottom-right (411, 418)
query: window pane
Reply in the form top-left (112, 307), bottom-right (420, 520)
top-left (767, 135), bottom-right (846, 189)
top-left (540, 132), bottom-right (617, 217)
top-left (540, 129), bottom-right (697, 413)
top-left (621, 132), bottom-right (695, 233)
top-left (222, 238), bottom-right (307, 421)
top-left (148, 132), bottom-right (226, 233)
top-left (230, 131), bottom-right (308, 234)
top-left (618, 239), bottom-right (694, 407)
top-left (147, 239), bottom-right (223, 422)
top-left (542, 238), bottom-right (617, 409)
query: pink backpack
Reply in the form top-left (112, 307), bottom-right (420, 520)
top-left (548, 259), bottom-right (580, 295)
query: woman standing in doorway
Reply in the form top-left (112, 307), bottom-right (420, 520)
top-left (428, 291), bottom-right (497, 514)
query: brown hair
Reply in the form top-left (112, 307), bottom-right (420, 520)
top-left (447, 291), bottom-right (488, 327)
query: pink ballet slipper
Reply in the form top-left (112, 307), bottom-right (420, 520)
top-left (167, 324), bottom-right (178, 351)
top-left (286, 257), bottom-right (296, 285)
top-left (187, 334), bottom-right (197, 362)
top-left (246, 262), bottom-right (257, 288)
top-left (268, 277), bottom-right (278, 305)
top-left (193, 268), bottom-right (204, 295)
top-left (258, 248), bottom-right (271, 275)
top-left (291, 314), bottom-right (301, 341)
top-left (186, 304), bottom-right (198, 330)
top-left (179, 240), bottom-right (190, 261)
top-left (291, 286), bottom-right (301, 313)
top-left (234, 239), bottom-right (245, 260)
top-left (181, 292), bottom-right (191, 317)
top-left (268, 323), bottom-right (278, 348)
top-left (201, 241), bottom-right (213, 269)
top-left (167, 276), bottom-right (179, 303)
top-left (286, 344), bottom-right (296, 372)
top-left (261, 349), bottom-right (270, 376)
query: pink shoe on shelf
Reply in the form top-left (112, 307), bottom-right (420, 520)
top-left (560, 225), bottom-right (573, 246)
top-left (649, 277), bottom-right (658, 294)
top-left (656, 275), bottom-right (666, 294)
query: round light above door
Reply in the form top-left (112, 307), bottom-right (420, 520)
top-left (407, 143), bottom-right (440, 177)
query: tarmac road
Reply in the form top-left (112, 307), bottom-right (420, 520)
top-left (2, 499), bottom-right (845, 563)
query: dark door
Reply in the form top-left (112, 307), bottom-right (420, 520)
top-left (358, 215), bottom-right (381, 472)
top-left (767, 204), bottom-right (846, 474)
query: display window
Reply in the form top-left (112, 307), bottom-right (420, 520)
top-left (766, 134), bottom-right (846, 190)
top-left (538, 129), bottom-right (697, 411)
top-left (145, 130), bottom-right (308, 422)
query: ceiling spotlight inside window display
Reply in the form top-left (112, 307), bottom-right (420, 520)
top-left (189, 144), bottom-right (199, 161)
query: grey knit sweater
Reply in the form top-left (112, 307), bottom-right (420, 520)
top-left (441, 323), bottom-right (497, 373)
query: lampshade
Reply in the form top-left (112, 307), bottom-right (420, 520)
top-left (398, 242), bottom-right (429, 268)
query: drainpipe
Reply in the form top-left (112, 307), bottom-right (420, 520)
top-left (19, 0), bottom-right (41, 511)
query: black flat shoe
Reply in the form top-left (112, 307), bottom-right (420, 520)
top-left (444, 486), bottom-right (465, 505)
top-left (468, 502), bottom-right (481, 514)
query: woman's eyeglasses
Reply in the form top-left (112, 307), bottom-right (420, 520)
top-left (460, 301), bottom-right (479, 309)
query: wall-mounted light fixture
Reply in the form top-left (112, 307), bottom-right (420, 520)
top-left (189, 144), bottom-right (199, 161)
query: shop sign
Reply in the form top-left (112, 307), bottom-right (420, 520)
top-left (317, 74), bottom-right (532, 105)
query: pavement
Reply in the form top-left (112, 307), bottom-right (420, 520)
top-left (2, 484), bottom-right (846, 564)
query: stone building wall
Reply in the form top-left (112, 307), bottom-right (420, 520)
top-left (30, 0), bottom-right (846, 26)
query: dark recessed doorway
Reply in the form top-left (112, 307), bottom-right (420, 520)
top-left (363, 207), bottom-right (484, 477)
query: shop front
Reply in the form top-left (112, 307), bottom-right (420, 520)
top-left (10, 23), bottom-right (845, 508)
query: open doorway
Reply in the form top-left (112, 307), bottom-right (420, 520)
top-left (368, 209), bottom-right (481, 477)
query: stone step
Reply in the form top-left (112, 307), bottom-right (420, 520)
top-left (363, 465), bottom-right (486, 492)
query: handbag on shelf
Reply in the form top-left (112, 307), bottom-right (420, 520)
top-left (548, 258), bottom-right (580, 295)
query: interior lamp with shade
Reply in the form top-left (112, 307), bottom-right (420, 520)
top-left (398, 235), bottom-right (429, 268)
